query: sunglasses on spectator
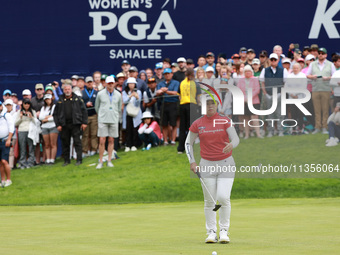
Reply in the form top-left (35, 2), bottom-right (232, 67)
top-left (241, 51), bottom-right (247, 53)
top-left (24, 102), bottom-right (30, 105)
top-left (4, 93), bottom-right (11, 96)
top-left (148, 78), bottom-right (156, 83)
top-left (36, 88), bottom-right (43, 91)
top-left (270, 58), bottom-right (278, 61)
top-left (318, 52), bottom-right (326, 55)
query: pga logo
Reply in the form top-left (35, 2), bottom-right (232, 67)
top-left (201, 84), bottom-right (312, 116)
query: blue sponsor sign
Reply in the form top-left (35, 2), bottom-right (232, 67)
top-left (0, 0), bottom-right (340, 94)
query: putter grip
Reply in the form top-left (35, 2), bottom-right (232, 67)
top-left (196, 171), bottom-right (201, 178)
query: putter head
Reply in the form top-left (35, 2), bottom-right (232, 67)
top-left (213, 204), bottom-right (222, 211)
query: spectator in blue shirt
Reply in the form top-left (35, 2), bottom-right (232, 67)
top-left (156, 68), bottom-right (180, 145)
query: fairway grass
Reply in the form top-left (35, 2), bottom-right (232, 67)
top-left (1, 198), bottom-right (339, 255)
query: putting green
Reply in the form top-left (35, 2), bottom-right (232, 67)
top-left (1, 198), bottom-right (339, 254)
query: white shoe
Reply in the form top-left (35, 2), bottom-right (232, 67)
top-left (82, 153), bottom-right (87, 158)
top-left (219, 229), bottom-right (230, 243)
top-left (1, 180), bottom-right (5, 188)
top-left (239, 132), bottom-right (244, 138)
top-left (125, 147), bottom-right (130, 152)
top-left (131, 146), bottom-right (137, 151)
top-left (4, 180), bottom-right (12, 187)
top-left (107, 161), bottom-right (114, 167)
top-left (96, 163), bottom-right (103, 169)
top-left (90, 151), bottom-right (96, 156)
top-left (103, 150), bottom-right (108, 156)
top-left (205, 230), bottom-right (218, 243)
top-left (312, 128), bottom-right (320, 134)
top-left (326, 137), bottom-right (338, 147)
top-left (322, 128), bottom-right (329, 134)
top-left (146, 144), bottom-right (152, 150)
top-left (278, 131), bottom-right (284, 137)
top-left (267, 132), bottom-right (273, 138)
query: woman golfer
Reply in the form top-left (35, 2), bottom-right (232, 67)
top-left (185, 94), bottom-right (239, 243)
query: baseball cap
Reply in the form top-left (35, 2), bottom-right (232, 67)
top-left (310, 44), bottom-right (319, 50)
top-left (259, 50), bottom-right (268, 57)
top-left (11, 93), bottom-right (18, 98)
top-left (305, 54), bottom-right (316, 61)
top-left (77, 76), bottom-right (85, 80)
top-left (147, 78), bottom-right (156, 84)
top-left (232, 53), bottom-right (240, 59)
top-left (282, 58), bottom-right (291, 64)
top-left (239, 47), bottom-right (247, 52)
top-left (186, 58), bottom-right (194, 64)
top-left (171, 62), bottom-right (178, 67)
top-left (0, 101), bottom-right (2, 105)
top-left (129, 66), bottom-right (138, 72)
top-left (35, 83), bottom-right (44, 90)
top-left (61, 79), bottom-right (72, 85)
top-left (336, 102), bottom-right (340, 108)
top-left (155, 62), bottom-right (163, 69)
top-left (116, 72), bottom-right (125, 79)
top-left (206, 52), bottom-right (215, 57)
top-left (4, 99), bottom-right (13, 105)
top-left (45, 85), bottom-right (53, 92)
top-left (121, 60), bottom-right (130, 65)
top-left (3, 89), bottom-right (11, 96)
top-left (22, 98), bottom-right (31, 104)
top-left (303, 46), bottom-right (310, 51)
top-left (177, 57), bottom-right (186, 63)
top-left (101, 74), bottom-right (108, 80)
top-left (318, 47), bottom-right (327, 54)
top-left (218, 53), bottom-right (227, 59)
top-left (269, 53), bottom-right (279, 60)
top-left (105, 76), bottom-right (115, 83)
top-left (205, 66), bottom-right (214, 72)
top-left (297, 58), bottom-right (305, 63)
top-left (85, 76), bottom-right (93, 83)
top-left (252, 58), bottom-right (260, 65)
top-left (163, 68), bottom-right (172, 74)
top-left (43, 94), bottom-right (52, 100)
top-left (126, 77), bottom-right (137, 84)
top-left (294, 49), bottom-right (302, 54)
top-left (22, 89), bottom-right (32, 96)
top-left (71, 75), bottom-right (78, 80)
top-left (247, 48), bottom-right (255, 53)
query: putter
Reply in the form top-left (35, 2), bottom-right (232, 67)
top-left (196, 172), bottom-right (221, 211)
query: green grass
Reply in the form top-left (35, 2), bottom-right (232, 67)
top-left (1, 198), bottom-right (340, 254)
top-left (1, 133), bottom-right (339, 205)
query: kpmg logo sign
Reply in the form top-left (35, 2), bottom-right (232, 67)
top-left (88, 0), bottom-right (182, 59)
top-left (309, 0), bottom-right (340, 39)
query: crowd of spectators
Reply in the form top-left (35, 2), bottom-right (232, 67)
top-left (1, 43), bottom-right (340, 186)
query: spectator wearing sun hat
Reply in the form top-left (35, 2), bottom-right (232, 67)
top-left (173, 57), bottom-right (187, 83)
top-left (122, 66), bottom-right (148, 97)
top-left (138, 111), bottom-right (162, 150)
top-left (307, 47), bottom-right (336, 134)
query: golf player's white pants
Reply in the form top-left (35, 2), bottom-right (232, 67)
top-left (199, 156), bottom-right (235, 234)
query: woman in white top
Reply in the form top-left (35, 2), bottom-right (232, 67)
top-left (39, 94), bottom-right (58, 164)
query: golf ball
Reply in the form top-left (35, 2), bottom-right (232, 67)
top-left (212, 252), bottom-right (217, 255)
